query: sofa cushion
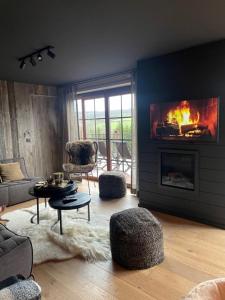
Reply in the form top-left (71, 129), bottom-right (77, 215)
top-left (0, 163), bottom-right (24, 182)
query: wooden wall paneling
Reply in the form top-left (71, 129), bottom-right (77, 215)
top-left (31, 95), bottom-right (60, 177)
top-left (7, 81), bottom-right (20, 158)
top-left (0, 80), bottom-right (13, 159)
top-left (14, 82), bottom-right (36, 176)
top-left (0, 81), bottom-right (60, 178)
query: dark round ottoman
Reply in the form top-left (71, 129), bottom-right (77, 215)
top-left (99, 171), bottom-right (126, 199)
top-left (110, 208), bottom-right (164, 269)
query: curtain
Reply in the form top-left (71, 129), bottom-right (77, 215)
top-left (73, 70), bottom-right (133, 94)
top-left (131, 71), bottom-right (138, 194)
top-left (58, 85), bottom-right (79, 163)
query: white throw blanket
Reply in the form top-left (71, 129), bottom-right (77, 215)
top-left (2, 202), bottom-right (111, 264)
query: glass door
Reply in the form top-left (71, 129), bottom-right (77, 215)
top-left (76, 88), bottom-right (132, 185)
top-left (109, 94), bottom-right (132, 182)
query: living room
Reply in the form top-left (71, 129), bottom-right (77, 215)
top-left (1, 1), bottom-right (225, 299)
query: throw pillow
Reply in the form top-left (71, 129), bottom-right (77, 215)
top-left (0, 162), bottom-right (24, 181)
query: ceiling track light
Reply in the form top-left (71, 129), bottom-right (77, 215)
top-left (47, 48), bottom-right (56, 59)
top-left (37, 53), bottom-right (43, 61)
top-left (18, 46), bottom-right (55, 70)
top-left (30, 56), bottom-right (36, 66)
top-left (19, 60), bottom-right (26, 69)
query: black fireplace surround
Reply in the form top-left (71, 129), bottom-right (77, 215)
top-left (160, 150), bottom-right (195, 191)
top-left (137, 40), bottom-right (225, 228)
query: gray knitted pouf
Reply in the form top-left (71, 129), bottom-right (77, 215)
top-left (99, 171), bottom-right (126, 199)
top-left (110, 208), bottom-right (164, 269)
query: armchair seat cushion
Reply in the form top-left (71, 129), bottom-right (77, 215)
top-left (63, 163), bottom-right (96, 174)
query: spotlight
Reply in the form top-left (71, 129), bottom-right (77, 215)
top-left (37, 53), bottom-right (43, 61)
top-left (19, 60), bottom-right (26, 69)
top-left (47, 49), bottom-right (56, 59)
top-left (30, 56), bottom-right (36, 66)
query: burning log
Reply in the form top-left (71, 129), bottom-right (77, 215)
top-left (181, 123), bottom-right (211, 137)
top-left (181, 124), bottom-right (207, 134)
top-left (156, 123), bottom-right (179, 137)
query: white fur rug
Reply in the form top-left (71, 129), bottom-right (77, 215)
top-left (2, 201), bottom-right (111, 264)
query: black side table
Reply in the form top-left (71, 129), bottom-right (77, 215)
top-left (29, 180), bottom-right (77, 224)
top-left (49, 192), bottom-right (91, 234)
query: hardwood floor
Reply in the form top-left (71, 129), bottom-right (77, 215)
top-left (3, 181), bottom-right (225, 299)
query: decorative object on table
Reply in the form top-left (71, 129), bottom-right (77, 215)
top-left (29, 180), bottom-right (78, 224)
top-left (0, 276), bottom-right (41, 300)
top-left (110, 207), bottom-right (164, 269)
top-left (0, 224), bottom-right (33, 281)
top-left (53, 172), bottom-right (64, 185)
top-left (99, 171), bottom-right (126, 199)
top-left (0, 157), bottom-right (41, 207)
top-left (184, 278), bottom-right (225, 300)
top-left (63, 140), bottom-right (98, 194)
top-left (49, 192), bottom-right (91, 234)
top-left (2, 200), bottom-right (110, 264)
top-left (46, 175), bottom-right (54, 185)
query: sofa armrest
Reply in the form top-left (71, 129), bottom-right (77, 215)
top-left (0, 184), bottom-right (8, 206)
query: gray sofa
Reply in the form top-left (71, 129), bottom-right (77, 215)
top-left (0, 158), bottom-right (41, 207)
top-left (0, 224), bottom-right (33, 281)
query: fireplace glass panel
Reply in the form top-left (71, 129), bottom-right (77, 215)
top-left (161, 152), bottom-right (195, 190)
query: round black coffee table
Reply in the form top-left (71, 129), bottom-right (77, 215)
top-left (29, 180), bottom-right (77, 224)
top-left (49, 192), bottom-right (91, 234)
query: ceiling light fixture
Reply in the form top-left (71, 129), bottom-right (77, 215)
top-left (19, 60), bottom-right (26, 70)
top-left (30, 56), bottom-right (36, 66)
top-left (18, 46), bottom-right (55, 70)
top-left (37, 53), bottom-right (43, 61)
top-left (47, 48), bottom-right (56, 59)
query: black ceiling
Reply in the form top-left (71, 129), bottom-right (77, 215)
top-left (1, 0), bottom-right (225, 86)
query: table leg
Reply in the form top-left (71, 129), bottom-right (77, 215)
top-left (58, 210), bottom-right (63, 235)
top-left (45, 198), bottom-right (47, 208)
top-left (37, 198), bottom-right (40, 224)
top-left (88, 203), bottom-right (90, 222)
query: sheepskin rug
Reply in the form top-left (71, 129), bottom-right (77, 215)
top-left (2, 201), bottom-right (111, 264)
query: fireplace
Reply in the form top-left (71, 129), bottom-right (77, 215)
top-left (159, 149), bottom-right (199, 192)
top-left (150, 98), bottom-right (219, 142)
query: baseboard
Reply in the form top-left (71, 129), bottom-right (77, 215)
top-left (138, 201), bottom-right (225, 230)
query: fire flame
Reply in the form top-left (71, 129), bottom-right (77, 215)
top-left (167, 100), bottom-right (200, 132)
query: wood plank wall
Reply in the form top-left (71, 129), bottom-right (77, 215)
top-left (0, 80), bottom-right (61, 177)
top-left (137, 40), bottom-right (225, 228)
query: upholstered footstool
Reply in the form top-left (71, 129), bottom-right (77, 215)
top-left (0, 224), bottom-right (33, 281)
top-left (0, 277), bottom-right (41, 300)
top-left (110, 208), bottom-right (164, 269)
top-left (99, 171), bottom-right (126, 199)
top-left (184, 278), bottom-right (225, 299)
